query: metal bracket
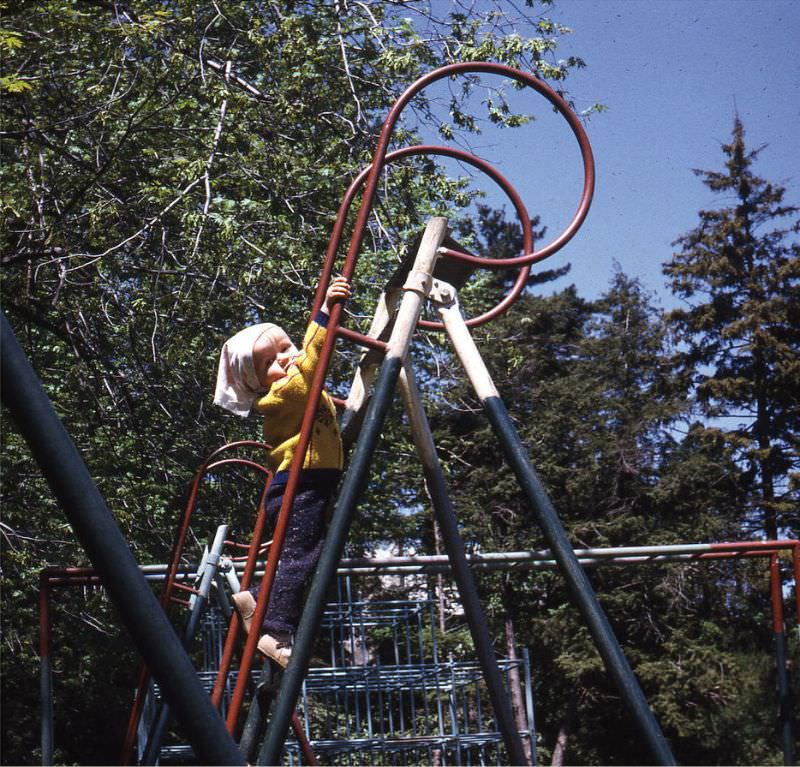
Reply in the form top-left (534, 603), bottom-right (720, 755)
top-left (428, 278), bottom-right (458, 307)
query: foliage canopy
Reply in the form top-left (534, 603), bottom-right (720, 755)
top-left (1, 2), bottom-right (797, 765)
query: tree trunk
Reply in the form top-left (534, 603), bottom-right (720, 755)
top-left (551, 696), bottom-right (577, 767)
top-left (750, 335), bottom-right (778, 540)
top-left (504, 586), bottom-right (533, 765)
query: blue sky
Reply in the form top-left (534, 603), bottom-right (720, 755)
top-left (425, 0), bottom-right (800, 308)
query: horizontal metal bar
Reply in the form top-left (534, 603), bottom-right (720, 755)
top-left (43, 540), bottom-right (798, 588)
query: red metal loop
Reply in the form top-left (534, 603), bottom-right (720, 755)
top-left (321, 143), bottom-right (532, 340)
top-left (385, 62), bottom-right (595, 270)
top-left (318, 61), bottom-right (594, 331)
top-left (205, 457), bottom-right (272, 476)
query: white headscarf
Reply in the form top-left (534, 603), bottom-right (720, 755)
top-left (214, 323), bottom-right (277, 417)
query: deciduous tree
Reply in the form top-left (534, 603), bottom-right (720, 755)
top-left (1, 2), bottom-right (587, 762)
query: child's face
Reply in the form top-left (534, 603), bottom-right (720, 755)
top-left (253, 326), bottom-right (299, 390)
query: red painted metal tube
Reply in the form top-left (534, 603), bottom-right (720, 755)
top-left (210, 484), bottom-right (271, 710)
top-left (335, 62), bottom-right (592, 271)
top-left (335, 325), bottom-right (388, 351)
top-left (214, 485), bottom-right (321, 763)
top-left (313, 143), bottom-right (533, 337)
top-left (771, 554), bottom-right (785, 634)
top-left (229, 64), bottom-right (590, 731)
top-left (122, 442), bottom-right (272, 765)
top-left (329, 395), bottom-right (347, 410)
top-left (42, 576), bottom-right (104, 587)
top-left (709, 540), bottom-right (799, 553)
top-left (172, 581), bottom-right (201, 594)
top-left (291, 712), bottom-right (319, 766)
top-left (310, 62), bottom-right (593, 329)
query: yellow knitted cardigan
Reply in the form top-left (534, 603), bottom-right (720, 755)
top-left (254, 313), bottom-right (343, 475)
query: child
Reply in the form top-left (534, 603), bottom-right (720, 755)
top-left (214, 276), bottom-right (351, 666)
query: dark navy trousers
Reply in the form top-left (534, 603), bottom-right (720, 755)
top-left (249, 469), bottom-right (340, 636)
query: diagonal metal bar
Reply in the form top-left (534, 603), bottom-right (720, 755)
top-left (1, 312), bottom-right (244, 766)
top-left (397, 360), bottom-right (529, 765)
top-left (435, 293), bottom-right (676, 767)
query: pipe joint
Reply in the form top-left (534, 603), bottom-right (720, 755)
top-left (402, 268), bottom-right (434, 297)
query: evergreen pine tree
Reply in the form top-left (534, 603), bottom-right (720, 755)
top-left (663, 117), bottom-right (800, 539)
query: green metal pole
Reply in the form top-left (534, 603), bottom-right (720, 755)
top-left (1, 313), bottom-right (244, 766)
top-left (436, 295), bottom-right (675, 767)
top-left (240, 666), bottom-right (275, 763)
top-left (398, 362), bottom-right (529, 765)
top-left (257, 218), bottom-right (448, 766)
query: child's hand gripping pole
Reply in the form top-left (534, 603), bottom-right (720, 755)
top-left (323, 275), bottom-right (352, 313)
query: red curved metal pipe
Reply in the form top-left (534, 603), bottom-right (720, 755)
top-left (162, 441), bottom-right (273, 598)
top-left (334, 61), bottom-right (593, 280)
top-left (312, 66), bottom-right (592, 333)
top-left (225, 60), bottom-right (595, 733)
top-left (313, 143), bottom-right (533, 337)
top-left (39, 572), bottom-right (52, 662)
top-left (770, 554), bottom-right (785, 634)
top-left (122, 443), bottom-right (272, 764)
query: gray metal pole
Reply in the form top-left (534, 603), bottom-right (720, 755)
top-left (45, 540), bottom-right (785, 581)
top-left (770, 555), bottom-right (796, 766)
top-left (398, 361), bottom-right (529, 765)
top-left (40, 654), bottom-right (54, 766)
top-left (435, 293), bottom-right (676, 767)
top-left (775, 631), bottom-right (796, 766)
top-left (523, 647), bottom-right (537, 767)
top-left (141, 525), bottom-right (229, 764)
top-left (257, 218), bottom-right (449, 765)
top-left (39, 575), bottom-right (54, 766)
top-left (1, 312), bottom-right (244, 766)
